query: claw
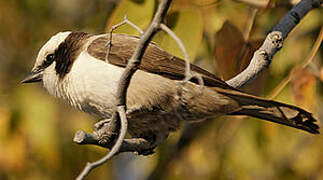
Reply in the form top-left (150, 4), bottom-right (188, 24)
top-left (93, 119), bottom-right (111, 131)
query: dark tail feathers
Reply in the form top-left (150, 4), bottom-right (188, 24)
top-left (226, 92), bottom-right (320, 134)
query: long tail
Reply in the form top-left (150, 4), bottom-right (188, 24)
top-left (215, 88), bottom-right (320, 134)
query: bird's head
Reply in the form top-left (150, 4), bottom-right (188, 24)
top-left (21, 31), bottom-right (90, 94)
top-left (21, 31), bottom-right (72, 85)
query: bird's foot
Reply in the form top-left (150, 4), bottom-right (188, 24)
top-left (93, 119), bottom-right (111, 131)
top-left (92, 118), bottom-right (118, 145)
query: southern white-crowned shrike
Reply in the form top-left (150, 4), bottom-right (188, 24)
top-left (22, 31), bottom-right (319, 147)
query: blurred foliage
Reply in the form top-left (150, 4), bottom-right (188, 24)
top-left (0, 0), bottom-right (322, 179)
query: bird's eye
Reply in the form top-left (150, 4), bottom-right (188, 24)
top-left (44, 54), bottom-right (55, 66)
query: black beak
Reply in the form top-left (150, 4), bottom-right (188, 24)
top-left (21, 69), bottom-right (43, 84)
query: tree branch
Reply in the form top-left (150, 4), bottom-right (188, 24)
top-left (226, 0), bottom-right (322, 88)
top-left (74, 130), bottom-right (155, 155)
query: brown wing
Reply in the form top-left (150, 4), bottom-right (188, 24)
top-left (87, 33), bottom-right (233, 89)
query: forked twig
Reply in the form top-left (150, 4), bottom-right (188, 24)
top-left (105, 15), bottom-right (144, 62)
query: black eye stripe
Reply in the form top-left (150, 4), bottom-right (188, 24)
top-left (54, 32), bottom-right (90, 78)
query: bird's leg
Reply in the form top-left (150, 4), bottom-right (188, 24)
top-left (91, 118), bottom-right (119, 145)
top-left (93, 119), bottom-right (111, 131)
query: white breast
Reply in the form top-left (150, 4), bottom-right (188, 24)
top-left (43, 51), bottom-right (125, 118)
top-left (73, 52), bottom-right (127, 118)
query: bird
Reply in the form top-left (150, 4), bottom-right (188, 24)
top-left (22, 31), bottom-right (319, 148)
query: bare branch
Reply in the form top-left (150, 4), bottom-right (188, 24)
top-left (74, 130), bottom-right (155, 155)
top-left (75, 0), bottom-right (172, 179)
top-left (226, 0), bottom-right (322, 88)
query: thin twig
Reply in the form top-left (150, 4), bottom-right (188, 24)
top-left (302, 26), bottom-right (323, 68)
top-left (243, 8), bottom-right (258, 41)
top-left (110, 15), bottom-right (144, 34)
top-left (267, 77), bottom-right (291, 99)
top-left (236, 7), bottom-right (258, 73)
top-left (105, 15), bottom-right (144, 62)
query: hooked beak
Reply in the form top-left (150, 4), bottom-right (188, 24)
top-left (21, 69), bottom-right (43, 84)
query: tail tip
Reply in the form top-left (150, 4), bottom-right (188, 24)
top-left (296, 113), bottom-right (320, 134)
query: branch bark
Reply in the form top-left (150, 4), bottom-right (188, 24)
top-left (226, 0), bottom-right (322, 88)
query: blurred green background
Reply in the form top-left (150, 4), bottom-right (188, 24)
top-left (0, 0), bottom-right (322, 179)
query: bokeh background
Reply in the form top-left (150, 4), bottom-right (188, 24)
top-left (0, 0), bottom-right (322, 179)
